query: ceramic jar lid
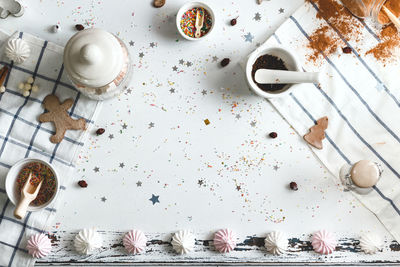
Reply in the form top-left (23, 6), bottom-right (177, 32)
top-left (350, 160), bottom-right (381, 188)
top-left (64, 28), bottom-right (124, 88)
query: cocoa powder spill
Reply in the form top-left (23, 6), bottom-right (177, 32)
top-left (306, 0), bottom-right (400, 65)
top-left (366, 24), bottom-right (400, 65)
top-left (305, 0), bottom-right (362, 62)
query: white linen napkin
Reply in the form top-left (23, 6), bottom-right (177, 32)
top-left (0, 30), bottom-right (101, 267)
top-left (250, 1), bottom-right (400, 242)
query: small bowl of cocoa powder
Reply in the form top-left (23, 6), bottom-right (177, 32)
top-left (246, 45), bottom-right (301, 98)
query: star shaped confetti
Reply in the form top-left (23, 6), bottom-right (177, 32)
top-left (129, 40), bottom-right (134, 46)
top-left (179, 59), bottom-right (185, 65)
top-left (212, 56), bottom-right (218, 62)
top-left (108, 134), bottom-right (114, 139)
top-left (122, 123), bottom-right (128, 129)
top-left (186, 61), bottom-right (193, 67)
top-left (119, 162), bottom-right (125, 168)
top-left (139, 52), bottom-right (144, 58)
top-left (93, 167), bottom-right (100, 172)
top-left (254, 12), bottom-right (261, 21)
top-left (235, 114), bottom-right (241, 119)
top-left (198, 179), bottom-right (204, 186)
top-left (101, 196), bottom-right (107, 202)
top-left (201, 90), bottom-right (207, 95)
top-left (150, 42), bottom-right (156, 48)
top-left (244, 32), bottom-right (254, 43)
top-left (279, 8), bottom-right (285, 13)
top-left (149, 122), bottom-right (155, 128)
top-left (172, 66), bottom-right (178, 71)
top-left (149, 194), bottom-right (160, 205)
top-left (169, 88), bottom-right (175, 93)
top-left (273, 165), bottom-right (280, 171)
top-left (375, 82), bottom-right (385, 91)
top-left (126, 88), bottom-right (132, 94)
top-left (136, 181), bottom-right (142, 187)
top-left (250, 121), bottom-right (256, 127)
top-left (236, 185), bottom-right (241, 191)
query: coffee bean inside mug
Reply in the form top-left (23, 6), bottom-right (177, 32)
top-left (251, 54), bottom-right (288, 92)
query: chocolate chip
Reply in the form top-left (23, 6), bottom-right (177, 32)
top-left (289, 182), bottom-right (298, 191)
top-left (269, 132), bottom-right (278, 138)
top-left (78, 180), bottom-right (88, 188)
top-left (230, 18), bottom-right (237, 26)
top-left (342, 47), bottom-right (352, 54)
top-left (153, 0), bottom-right (165, 8)
top-left (75, 24), bottom-right (85, 31)
top-left (96, 128), bottom-right (105, 135)
top-left (221, 58), bottom-right (230, 67)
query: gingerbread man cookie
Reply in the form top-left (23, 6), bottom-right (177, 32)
top-left (39, 94), bottom-right (86, 143)
top-left (303, 116), bottom-right (328, 150)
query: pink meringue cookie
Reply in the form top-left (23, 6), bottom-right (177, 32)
top-left (26, 233), bottom-right (52, 258)
top-left (123, 230), bottom-right (147, 254)
top-left (213, 229), bottom-right (237, 253)
top-left (311, 230), bottom-right (337, 255)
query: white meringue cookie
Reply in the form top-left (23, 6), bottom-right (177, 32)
top-left (171, 230), bottom-right (195, 254)
top-left (264, 231), bottom-right (288, 255)
top-left (360, 232), bottom-right (383, 254)
top-left (5, 38), bottom-right (30, 64)
top-left (74, 228), bottom-right (102, 255)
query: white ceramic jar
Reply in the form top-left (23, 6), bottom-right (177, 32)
top-left (63, 28), bottom-right (132, 100)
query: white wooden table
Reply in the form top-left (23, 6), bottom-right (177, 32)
top-left (2, 0), bottom-right (399, 265)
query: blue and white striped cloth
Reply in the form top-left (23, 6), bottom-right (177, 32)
top-left (0, 30), bottom-right (101, 266)
top-left (258, 1), bottom-right (400, 241)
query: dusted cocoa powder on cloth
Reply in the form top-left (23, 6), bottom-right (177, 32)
top-left (305, 0), bottom-right (362, 62)
top-left (367, 24), bottom-right (400, 65)
top-left (306, 0), bottom-right (400, 65)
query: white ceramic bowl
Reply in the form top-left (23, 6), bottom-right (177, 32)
top-left (5, 158), bottom-right (59, 212)
top-left (246, 45), bottom-right (302, 98)
top-left (176, 1), bottom-right (215, 41)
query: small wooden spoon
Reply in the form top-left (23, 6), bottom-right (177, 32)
top-left (14, 172), bottom-right (42, 219)
top-left (382, 5), bottom-right (400, 30)
top-left (195, 10), bottom-right (204, 38)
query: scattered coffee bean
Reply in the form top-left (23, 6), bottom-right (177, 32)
top-left (230, 18), bottom-right (237, 26)
top-left (96, 128), bottom-right (105, 135)
top-left (289, 182), bottom-right (298, 191)
top-left (78, 180), bottom-right (88, 188)
top-left (342, 47), bottom-right (352, 54)
top-left (75, 24), bottom-right (85, 31)
top-left (221, 58), bottom-right (230, 67)
top-left (269, 132), bottom-right (278, 138)
top-left (153, 0), bottom-right (165, 8)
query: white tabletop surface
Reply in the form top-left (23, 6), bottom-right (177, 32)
top-left (0, 0), bottom-right (392, 261)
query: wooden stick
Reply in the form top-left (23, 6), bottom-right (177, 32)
top-left (382, 5), bottom-right (400, 30)
top-left (0, 66), bottom-right (9, 87)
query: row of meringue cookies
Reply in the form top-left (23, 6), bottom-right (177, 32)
top-left (26, 229), bottom-right (384, 258)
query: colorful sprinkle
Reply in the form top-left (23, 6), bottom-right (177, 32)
top-left (16, 162), bottom-right (56, 206)
top-left (180, 7), bottom-right (212, 38)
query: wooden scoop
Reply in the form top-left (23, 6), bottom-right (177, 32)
top-left (14, 172), bottom-right (42, 219)
top-left (195, 9), bottom-right (204, 38)
top-left (382, 5), bottom-right (400, 30)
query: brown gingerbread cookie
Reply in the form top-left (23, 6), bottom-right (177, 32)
top-left (303, 116), bottom-right (328, 150)
top-left (39, 94), bottom-right (86, 144)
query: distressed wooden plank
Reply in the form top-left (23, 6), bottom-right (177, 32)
top-left (35, 231), bottom-right (400, 264)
